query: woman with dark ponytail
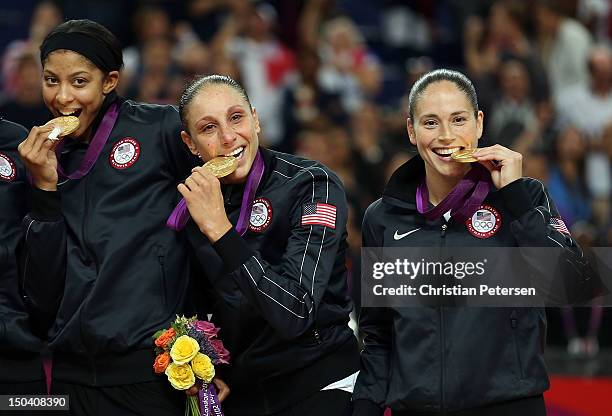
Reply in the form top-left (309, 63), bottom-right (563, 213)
top-left (352, 69), bottom-right (597, 416)
top-left (171, 74), bottom-right (360, 415)
top-left (17, 19), bottom-right (226, 414)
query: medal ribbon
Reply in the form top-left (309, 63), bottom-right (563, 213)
top-left (166, 149), bottom-right (265, 234)
top-left (416, 163), bottom-right (492, 223)
top-left (54, 102), bottom-right (119, 180)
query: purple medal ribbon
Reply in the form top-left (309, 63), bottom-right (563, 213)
top-left (234, 150), bottom-right (264, 235)
top-left (166, 149), bottom-right (265, 233)
top-left (416, 163), bottom-right (492, 223)
top-left (55, 102), bottom-right (119, 180)
top-left (198, 383), bottom-right (224, 416)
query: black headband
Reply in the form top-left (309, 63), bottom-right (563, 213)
top-left (40, 32), bottom-right (121, 73)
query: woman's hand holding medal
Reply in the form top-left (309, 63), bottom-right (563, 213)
top-left (18, 116), bottom-right (80, 191)
top-left (178, 157), bottom-right (237, 243)
top-left (18, 126), bottom-right (60, 191)
top-left (470, 144), bottom-right (523, 189)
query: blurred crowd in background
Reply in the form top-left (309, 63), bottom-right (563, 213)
top-left (1, 0), bottom-right (611, 357)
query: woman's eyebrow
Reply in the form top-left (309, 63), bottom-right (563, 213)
top-left (195, 115), bottom-right (215, 126)
top-left (227, 105), bottom-right (245, 114)
top-left (43, 69), bottom-right (91, 77)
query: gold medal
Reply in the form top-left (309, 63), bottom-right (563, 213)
top-left (451, 148), bottom-right (478, 163)
top-left (203, 156), bottom-right (238, 178)
top-left (44, 116), bottom-right (80, 141)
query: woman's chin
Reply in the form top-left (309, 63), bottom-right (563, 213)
top-left (222, 169), bottom-right (247, 185)
top-left (430, 164), bottom-right (470, 181)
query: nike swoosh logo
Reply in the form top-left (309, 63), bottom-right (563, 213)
top-left (394, 228), bottom-right (421, 240)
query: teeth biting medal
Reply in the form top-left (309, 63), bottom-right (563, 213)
top-left (451, 148), bottom-right (478, 163)
top-left (203, 156), bottom-right (238, 178)
top-left (44, 116), bottom-right (80, 141)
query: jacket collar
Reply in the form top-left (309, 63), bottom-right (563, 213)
top-left (382, 154), bottom-right (425, 210)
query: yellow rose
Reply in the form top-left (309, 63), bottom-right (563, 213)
top-left (191, 353), bottom-right (215, 383)
top-left (164, 363), bottom-right (196, 390)
top-left (170, 335), bottom-right (200, 365)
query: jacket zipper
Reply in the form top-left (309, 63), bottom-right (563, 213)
top-left (439, 306), bottom-right (446, 414)
top-left (440, 222), bottom-right (447, 413)
top-left (81, 160), bottom-right (99, 381)
top-left (81, 173), bottom-right (97, 271)
top-left (313, 328), bottom-right (322, 344)
top-left (511, 310), bottom-right (525, 379)
top-left (158, 249), bottom-right (167, 308)
top-left (21, 219), bottom-right (35, 296)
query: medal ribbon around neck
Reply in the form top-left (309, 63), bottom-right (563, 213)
top-left (55, 102), bottom-right (119, 180)
top-left (416, 163), bottom-right (492, 223)
top-left (166, 149), bottom-right (265, 234)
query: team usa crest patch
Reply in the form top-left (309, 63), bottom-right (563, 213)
top-left (301, 202), bottom-right (337, 229)
top-left (466, 204), bottom-right (501, 239)
top-left (110, 138), bottom-right (140, 169)
top-left (0, 152), bottom-right (16, 182)
top-left (249, 197), bottom-right (273, 232)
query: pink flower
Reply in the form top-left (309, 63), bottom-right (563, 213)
top-left (211, 339), bottom-right (230, 364)
top-left (194, 321), bottom-right (219, 338)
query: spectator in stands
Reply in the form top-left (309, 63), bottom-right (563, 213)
top-left (488, 59), bottom-right (539, 153)
top-left (1, 1), bottom-right (61, 97)
top-left (555, 45), bottom-right (611, 199)
top-left (464, 0), bottom-right (549, 116)
top-left (0, 52), bottom-right (48, 128)
top-left (534, 0), bottom-right (593, 99)
top-left (121, 6), bottom-right (172, 94)
top-left (216, 2), bottom-right (297, 148)
top-left (547, 126), bottom-right (592, 227)
top-left (124, 36), bottom-right (183, 104)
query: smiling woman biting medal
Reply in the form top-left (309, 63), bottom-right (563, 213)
top-left (353, 69), bottom-right (598, 416)
top-left (17, 19), bottom-right (228, 415)
top-left (167, 74), bottom-right (360, 416)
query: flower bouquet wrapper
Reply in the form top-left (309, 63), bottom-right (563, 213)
top-left (199, 382), bottom-right (224, 416)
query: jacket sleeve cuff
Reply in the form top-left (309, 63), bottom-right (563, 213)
top-left (212, 228), bottom-right (254, 272)
top-left (352, 399), bottom-right (385, 416)
top-left (499, 179), bottom-right (533, 219)
top-left (30, 188), bottom-right (62, 221)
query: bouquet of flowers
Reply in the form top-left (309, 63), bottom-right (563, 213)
top-left (153, 315), bottom-right (230, 416)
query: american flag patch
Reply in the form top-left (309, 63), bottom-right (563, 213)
top-left (550, 217), bottom-right (570, 234)
top-left (301, 202), bottom-right (336, 229)
top-left (477, 211), bottom-right (492, 221)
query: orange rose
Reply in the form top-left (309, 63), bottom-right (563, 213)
top-left (153, 352), bottom-right (171, 374)
top-left (155, 328), bottom-right (176, 349)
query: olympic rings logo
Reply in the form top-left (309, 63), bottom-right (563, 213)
top-left (473, 220), bottom-right (494, 231)
top-left (251, 213), bottom-right (267, 226)
top-left (249, 199), bottom-right (273, 232)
